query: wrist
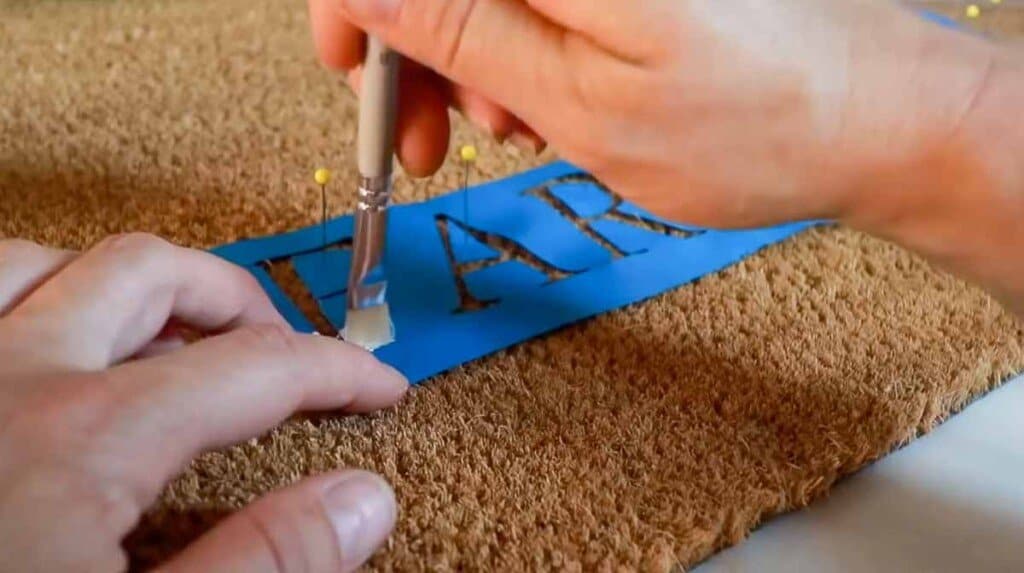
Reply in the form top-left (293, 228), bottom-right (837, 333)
top-left (844, 41), bottom-right (1024, 316)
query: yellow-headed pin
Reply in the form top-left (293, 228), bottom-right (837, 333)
top-left (459, 145), bottom-right (478, 163)
top-left (314, 168), bottom-right (332, 186)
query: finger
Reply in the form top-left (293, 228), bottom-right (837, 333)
top-left (451, 85), bottom-right (520, 142)
top-left (396, 70), bottom-right (450, 176)
top-left (309, 0), bottom-right (366, 70)
top-left (0, 239), bottom-right (76, 316)
top-left (160, 470), bottom-right (396, 573)
top-left (507, 117), bottom-right (548, 155)
top-left (133, 335), bottom-right (187, 360)
top-left (335, 0), bottom-right (574, 131)
top-left (101, 324), bottom-right (408, 484)
top-left (350, 63), bottom-right (450, 177)
top-left (132, 322), bottom-right (191, 360)
top-left (525, 0), bottom-right (679, 61)
top-left (8, 233), bottom-right (284, 373)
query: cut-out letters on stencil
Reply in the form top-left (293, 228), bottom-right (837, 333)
top-left (212, 162), bottom-right (818, 384)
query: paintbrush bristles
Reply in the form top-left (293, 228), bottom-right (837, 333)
top-left (341, 304), bottom-right (395, 351)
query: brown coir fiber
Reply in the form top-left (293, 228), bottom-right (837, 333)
top-left (2, 1), bottom-right (1023, 570)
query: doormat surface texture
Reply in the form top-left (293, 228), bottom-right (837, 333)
top-left (2, 1), bottom-right (1022, 570)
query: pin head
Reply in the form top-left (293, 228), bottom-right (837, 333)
top-left (966, 4), bottom-right (981, 18)
top-left (314, 168), bottom-right (332, 186)
top-left (459, 145), bottom-right (478, 163)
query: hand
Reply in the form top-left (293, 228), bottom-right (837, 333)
top-left (0, 235), bottom-right (409, 572)
top-left (308, 0), bottom-right (994, 228)
top-left (311, 0), bottom-right (1024, 318)
top-left (309, 0), bottom-right (549, 177)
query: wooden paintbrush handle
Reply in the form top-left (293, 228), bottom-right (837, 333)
top-left (357, 36), bottom-right (399, 181)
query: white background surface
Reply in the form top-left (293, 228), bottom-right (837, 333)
top-left (698, 375), bottom-right (1024, 573)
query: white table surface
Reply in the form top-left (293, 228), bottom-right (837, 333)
top-left (698, 374), bottom-right (1024, 573)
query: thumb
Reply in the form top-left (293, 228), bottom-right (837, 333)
top-left (334, 0), bottom-right (573, 130)
top-left (159, 470), bottom-right (397, 573)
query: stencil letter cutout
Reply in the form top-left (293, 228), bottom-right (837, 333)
top-left (212, 162), bottom-right (817, 384)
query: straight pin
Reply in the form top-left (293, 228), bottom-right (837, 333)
top-left (459, 145), bottom-right (478, 245)
top-left (314, 167), bottom-right (332, 263)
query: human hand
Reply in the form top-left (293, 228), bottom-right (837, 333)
top-left (308, 0), bottom-right (995, 229)
top-left (308, 0), bottom-right (549, 178)
top-left (0, 235), bottom-right (409, 572)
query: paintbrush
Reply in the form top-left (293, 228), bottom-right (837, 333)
top-left (342, 36), bottom-right (399, 350)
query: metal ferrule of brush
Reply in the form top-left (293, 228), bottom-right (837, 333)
top-left (356, 175), bottom-right (392, 212)
top-left (347, 175), bottom-right (392, 310)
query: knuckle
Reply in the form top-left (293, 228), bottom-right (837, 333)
top-left (92, 233), bottom-right (175, 281)
top-left (408, 0), bottom-right (479, 73)
top-left (70, 465), bottom-right (142, 544)
top-left (559, 41), bottom-right (621, 126)
top-left (230, 261), bottom-right (264, 295)
top-left (94, 232), bottom-right (169, 259)
top-left (205, 252), bottom-right (264, 300)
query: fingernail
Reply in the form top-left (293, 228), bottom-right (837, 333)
top-left (381, 362), bottom-right (411, 395)
top-left (481, 119), bottom-right (503, 143)
top-left (471, 115), bottom-right (506, 144)
top-left (341, 0), bottom-right (402, 22)
top-left (324, 471), bottom-right (397, 570)
top-left (509, 132), bottom-right (541, 155)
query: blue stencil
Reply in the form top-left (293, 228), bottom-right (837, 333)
top-left (444, 222), bottom-right (499, 265)
top-left (211, 162), bottom-right (818, 384)
top-left (316, 293), bottom-right (349, 330)
top-left (548, 180), bottom-right (616, 218)
top-left (246, 265), bottom-right (316, 334)
top-left (464, 261), bottom-right (550, 302)
top-left (590, 219), bottom-right (675, 254)
top-left (613, 203), bottom-right (704, 234)
top-left (435, 189), bottom-right (612, 273)
top-left (292, 248), bottom-right (351, 298)
top-left (920, 10), bottom-right (959, 29)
